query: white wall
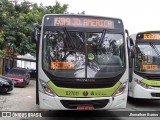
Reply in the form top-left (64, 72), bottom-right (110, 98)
top-left (17, 53), bottom-right (36, 69)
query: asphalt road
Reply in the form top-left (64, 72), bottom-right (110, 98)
top-left (0, 79), bottom-right (160, 120)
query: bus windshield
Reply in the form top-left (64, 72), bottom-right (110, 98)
top-left (135, 43), bottom-right (160, 73)
top-left (42, 29), bottom-right (125, 78)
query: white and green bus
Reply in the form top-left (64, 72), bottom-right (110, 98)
top-left (31, 14), bottom-right (130, 110)
top-left (129, 31), bottom-right (160, 99)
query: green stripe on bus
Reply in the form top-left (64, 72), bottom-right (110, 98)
top-left (47, 81), bottom-right (121, 97)
top-left (141, 79), bottom-right (160, 86)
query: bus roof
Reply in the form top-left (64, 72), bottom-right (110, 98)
top-left (43, 14), bottom-right (123, 21)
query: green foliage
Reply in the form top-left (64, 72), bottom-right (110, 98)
top-left (0, 50), bottom-right (6, 57)
top-left (0, 0), bottom-right (68, 56)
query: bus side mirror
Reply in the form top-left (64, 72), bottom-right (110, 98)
top-left (31, 23), bottom-right (41, 43)
top-left (129, 38), bottom-right (135, 58)
top-left (31, 28), bottom-right (36, 43)
top-left (129, 47), bottom-right (135, 67)
top-left (130, 47), bottom-right (135, 58)
top-left (125, 29), bottom-right (129, 36)
top-left (125, 29), bottom-right (131, 50)
top-left (125, 29), bottom-right (134, 68)
top-left (129, 38), bottom-right (134, 68)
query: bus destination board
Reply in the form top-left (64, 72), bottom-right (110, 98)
top-left (54, 17), bottom-right (114, 28)
top-left (44, 15), bottom-right (124, 29)
top-left (137, 32), bottom-right (160, 40)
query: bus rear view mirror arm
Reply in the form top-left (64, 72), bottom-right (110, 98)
top-left (31, 23), bottom-right (41, 43)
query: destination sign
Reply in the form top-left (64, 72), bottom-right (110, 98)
top-left (43, 15), bottom-right (123, 29)
top-left (144, 33), bottom-right (160, 40)
top-left (142, 64), bottom-right (158, 71)
top-left (50, 62), bottom-right (74, 70)
top-left (53, 17), bottom-right (114, 28)
top-left (137, 33), bottom-right (160, 40)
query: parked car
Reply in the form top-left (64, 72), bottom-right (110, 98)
top-left (0, 75), bottom-right (14, 93)
top-left (5, 68), bottom-right (30, 87)
top-left (28, 69), bottom-right (36, 78)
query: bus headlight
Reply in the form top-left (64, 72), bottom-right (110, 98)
top-left (114, 82), bottom-right (127, 96)
top-left (134, 79), bottom-right (151, 89)
top-left (40, 80), bottom-right (57, 97)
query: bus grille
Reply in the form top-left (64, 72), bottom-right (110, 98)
top-left (60, 99), bottom-right (109, 109)
top-left (151, 93), bottom-right (160, 97)
top-left (135, 71), bottom-right (160, 81)
top-left (44, 70), bottom-right (124, 88)
top-left (53, 81), bottom-right (116, 88)
top-left (145, 75), bottom-right (160, 80)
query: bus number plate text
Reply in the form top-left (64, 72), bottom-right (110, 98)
top-left (66, 91), bottom-right (79, 96)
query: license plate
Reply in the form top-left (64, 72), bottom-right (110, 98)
top-left (77, 105), bottom-right (94, 110)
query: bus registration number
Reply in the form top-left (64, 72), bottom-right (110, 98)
top-left (66, 91), bottom-right (79, 96)
top-left (77, 105), bottom-right (94, 110)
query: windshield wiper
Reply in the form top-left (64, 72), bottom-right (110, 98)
top-left (63, 27), bottom-right (76, 50)
top-left (97, 29), bottom-right (107, 48)
top-left (149, 43), bottom-right (160, 58)
top-left (62, 28), bottom-right (85, 61)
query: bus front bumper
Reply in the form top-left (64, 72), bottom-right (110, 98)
top-left (132, 84), bottom-right (160, 99)
top-left (38, 91), bottom-right (127, 110)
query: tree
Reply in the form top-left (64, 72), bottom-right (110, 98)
top-left (0, 0), bottom-right (68, 56)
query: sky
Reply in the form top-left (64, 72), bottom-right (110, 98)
top-left (24, 0), bottom-right (160, 34)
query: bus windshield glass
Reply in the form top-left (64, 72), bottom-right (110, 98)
top-left (42, 29), bottom-right (125, 78)
top-left (135, 43), bottom-right (160, 73)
